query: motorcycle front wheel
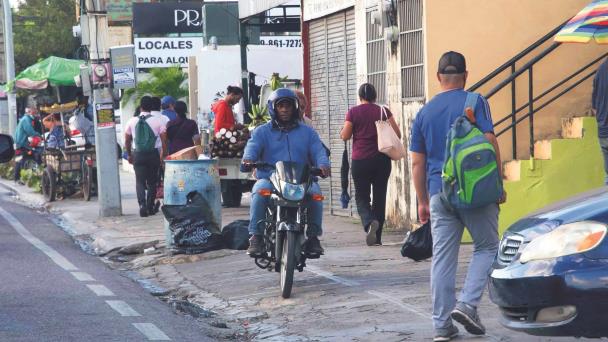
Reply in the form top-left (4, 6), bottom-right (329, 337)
top-left (280, 231), bottom-right (297, 298)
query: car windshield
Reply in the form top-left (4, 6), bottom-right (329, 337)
top-left (274, 161), bottom-right (310, 184)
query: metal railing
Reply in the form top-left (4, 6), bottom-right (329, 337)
top-left (468, 20), bottom-right (608, 160)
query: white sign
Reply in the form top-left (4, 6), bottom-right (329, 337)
top-left (259, 36), bottom-right (302, 48)
top-left (113, 67), bottom-right (136, 87)
top-left (135, 37), bottom-right (204, 68)
top-left (303, 0), bottom-right (354, 21)
top-left (238, 0), bottom-right (292, 19)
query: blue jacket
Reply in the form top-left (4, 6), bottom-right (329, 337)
top-left (243, 121), bottom-right (330, 180)
top-left (14, 114), bottom-right (41, 149)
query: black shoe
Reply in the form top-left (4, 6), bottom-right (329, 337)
top-left (147, 200), bottom-right (160, 215)
top-left (247, 235), bottom-right (265, 256)
top-left (305, 236), bottom-right (324, 255)
top-left (366, 220), bottom-right (380, 246)
top-left (139, 205), bottom-right (148, 218)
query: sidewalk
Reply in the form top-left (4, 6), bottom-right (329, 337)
top-left (0, 169), bottom-right (580, 341)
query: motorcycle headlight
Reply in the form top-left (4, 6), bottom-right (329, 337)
top-left (281, 183), bottom-right (305, 201)
top-left (519, 221), bottom-right (607, 263)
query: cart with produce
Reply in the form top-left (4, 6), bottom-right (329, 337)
top-left (209, 125), bottom-right (255, 207)
top-left (39, 102), bottom-right (98, 202)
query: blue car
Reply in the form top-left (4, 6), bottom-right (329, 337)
top-left (489, 187), bottom-right (608, 338)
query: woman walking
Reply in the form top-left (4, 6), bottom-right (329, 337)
top-left (166, 101), bottom-right (201, 155)
top-left (340, 83), bottom-right (401, 246)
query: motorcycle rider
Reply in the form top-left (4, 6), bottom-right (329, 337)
top-left (14, 105), bottom-right (42, 182)
top-left (243, 88), bottom-right (330, 256)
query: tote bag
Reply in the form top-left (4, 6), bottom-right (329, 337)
top-left (376, 106), bottom-right (406, 160)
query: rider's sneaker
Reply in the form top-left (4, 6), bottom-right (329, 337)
top-left (305, 236), bottom-right (324, 255)
top-left (247, 235), bottom-right (265, 256)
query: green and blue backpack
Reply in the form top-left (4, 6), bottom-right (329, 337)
top-left (441, 92), bottom-right (503, 209)
top-left (134, 115), bottom-right (157, 152)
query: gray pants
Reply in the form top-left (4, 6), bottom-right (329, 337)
top-left (429, 194), bottom-right (499, 330)
top-left (600, 137), bottom-right (608, 185)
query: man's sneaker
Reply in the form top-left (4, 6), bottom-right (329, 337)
top-left (433, 324), bottom-right (459, 342)
top-left (247, 235), bottom-right (265, 256)
top-left (366, 220), bottom-right (380, 246)
top-left (451, 302), bottom-right (486, 335)
top-left (305, 236), bottom-right (324, 255)
top-left (139, 205), bottom-right (148, 218)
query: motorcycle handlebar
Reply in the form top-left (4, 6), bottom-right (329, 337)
top-left (240, 162), bottom-right (327, 178)
top-left (240, 162), bottom-right (274, 173)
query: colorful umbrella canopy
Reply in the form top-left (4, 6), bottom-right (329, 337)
top-left (10, 56), bottom-right (84, 90)
top-left (555, 0), bottom-right (608, 44)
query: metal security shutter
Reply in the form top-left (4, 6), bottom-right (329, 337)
top-left (308, 18), bottom-right (331, 211)
top-left (308, 8), bottom-right (356, 216)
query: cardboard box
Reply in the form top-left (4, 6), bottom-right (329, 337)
top-left (169, 146), bottom-right (199, 160)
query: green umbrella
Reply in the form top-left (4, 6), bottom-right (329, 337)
top-left (10, 56), bottom-right (84, 90)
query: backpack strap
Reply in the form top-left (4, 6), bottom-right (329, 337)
top-left (463, 92), bottom-right (480, 122)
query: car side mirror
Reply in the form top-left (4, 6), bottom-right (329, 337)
top-left (0, 134), bottom-right (15, 163)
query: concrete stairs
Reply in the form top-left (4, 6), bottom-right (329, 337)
top-left (497, 116), bottom-right (605, 234)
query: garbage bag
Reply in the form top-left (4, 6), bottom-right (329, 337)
top-left (161, 191), bottom-right (224, 253)
top-left (401, 222), bottom-right (433, 261)
top-left (221, 220), bottom-right (250, 250)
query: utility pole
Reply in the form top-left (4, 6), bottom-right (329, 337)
top-left (82, 0), bottom-right (122, 217)
top-left (3, 0), bottom-right (16, 136)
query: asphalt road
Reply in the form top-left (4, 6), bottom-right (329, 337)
top-left (0, 190), bottom-right (214, 342)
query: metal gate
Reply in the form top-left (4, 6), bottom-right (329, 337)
top-left (308, 8), bottom-right (357, 216)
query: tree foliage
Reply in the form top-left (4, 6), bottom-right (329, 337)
top-left (13, 0), bottom-right (80, 73)
top-left (122, 66), bottom-right (189, 106)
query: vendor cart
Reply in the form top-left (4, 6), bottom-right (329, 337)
top-left (41, 146), bottom-right (97, 201)
top-left (40, 102), bottom-right (98, 202)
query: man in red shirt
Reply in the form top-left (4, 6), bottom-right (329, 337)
top-left (212, 86), bottom-right (243, 133)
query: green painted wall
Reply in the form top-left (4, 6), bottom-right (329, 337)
top-left (464, 117), bottom-right (605, 242)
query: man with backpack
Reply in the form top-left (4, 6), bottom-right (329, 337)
top-left (409, 51), bottom-right (506, 342)
top-left (124, 96), bottom-right (168, 217)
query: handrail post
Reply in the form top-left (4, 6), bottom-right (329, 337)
top-left (528, 67), bottom-right (534, 159)
top-left (511, 64), bottom-right (517, 160)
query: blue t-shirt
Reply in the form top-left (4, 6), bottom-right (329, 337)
top-left (592, 58), bottom-right (608, 138)
top-left (409, 89), bottom-right (494, 197)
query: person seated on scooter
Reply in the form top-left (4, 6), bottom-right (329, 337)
top-left (242, 88), bottom-right (331, 257)
top-left (43, 114), bottom-right (65, 150)
top-left (14, 105), bottom-right (43, 182)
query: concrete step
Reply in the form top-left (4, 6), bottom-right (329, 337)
top-left (503, 160), bottom-right (521, 182)
top-left (533, 140), bottom-right (552, 160)
top-left (561, 117), bottom-right (584, 139)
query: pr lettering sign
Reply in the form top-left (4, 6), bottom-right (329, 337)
top-left (132, 2), bottom-right (203, 34)
top-left (134, 37), bottom-right (204, 68)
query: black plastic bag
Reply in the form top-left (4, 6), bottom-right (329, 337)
top-left (161, 191), bottom-right (224, 253)
top-left (401, 222), bottom-right (433, 261)
top-left (221, 220), bottom-right (250, 250)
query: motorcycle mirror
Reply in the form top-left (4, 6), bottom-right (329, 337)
top-left (0, 134), bottom-right (15, 163)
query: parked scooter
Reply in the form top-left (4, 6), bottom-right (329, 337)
top-left (242, 161), bottom-right (326, 298)
top-left (15, 136), bottom-right (43, 171)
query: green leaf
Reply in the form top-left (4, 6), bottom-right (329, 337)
top-left (122, 66), bottom-right (189, 106)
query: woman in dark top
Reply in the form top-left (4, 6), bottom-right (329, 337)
top-left (166, 101), bottom-right (201, 155)
top-left (340, 83), bottom-right (402, 246)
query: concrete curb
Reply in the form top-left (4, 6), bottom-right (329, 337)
top-left (0, 177), bottom-right (163, 256)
